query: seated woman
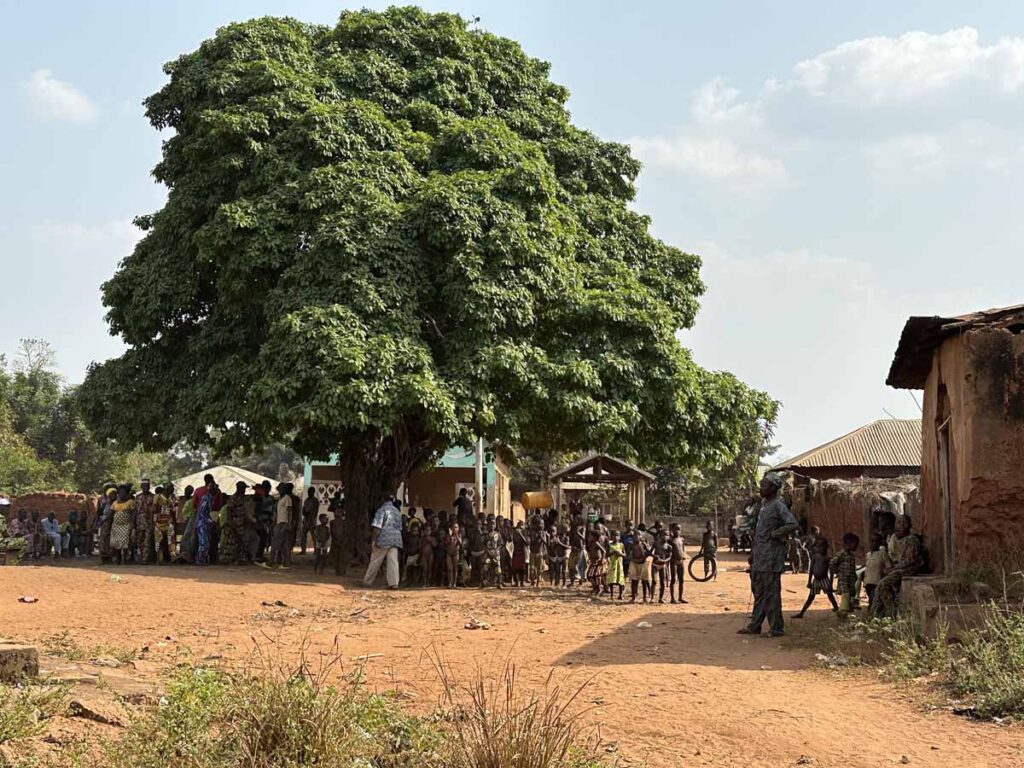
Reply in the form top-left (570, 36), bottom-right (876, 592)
top-left (1, 510), bottom-right (32, 558)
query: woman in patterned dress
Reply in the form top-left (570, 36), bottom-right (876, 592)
top-left (109, 485), bottom-right (134, 565)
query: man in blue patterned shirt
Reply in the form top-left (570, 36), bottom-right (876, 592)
top-left (738, 473), bottom-right (797, 637)
top-left (362, 494), bottom-right (404, 589)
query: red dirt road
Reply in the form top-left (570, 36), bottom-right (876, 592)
top-left (2, 552), bottom-right (1020, 768)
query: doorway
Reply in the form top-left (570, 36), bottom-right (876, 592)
top-left (937, 386), bottom-right (954, 574)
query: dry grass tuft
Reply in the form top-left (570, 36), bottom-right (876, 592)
top-left (432, 650), bottom-right (603, 768)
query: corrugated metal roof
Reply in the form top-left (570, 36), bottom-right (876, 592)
top-left (772, 419), bottom-right (922, 471)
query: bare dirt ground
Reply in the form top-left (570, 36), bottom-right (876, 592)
top-left (2, 551), bottom-right (1021, 768)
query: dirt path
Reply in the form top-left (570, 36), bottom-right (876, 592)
top-left (2, 552), bottom-right (1020, 768)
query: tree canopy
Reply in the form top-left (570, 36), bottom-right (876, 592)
top-left (80, 7), bottom-right (777, 525)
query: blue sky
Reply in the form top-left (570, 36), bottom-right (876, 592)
top-left (3, 1), bottom-right (1023, 458)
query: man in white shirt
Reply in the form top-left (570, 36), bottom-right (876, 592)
top-left (41, 512), bottom-right (62, 557)
top-left (363, 495), bottom-right (403, 589)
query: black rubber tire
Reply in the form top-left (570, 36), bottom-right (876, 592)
top-left (688, 552), bottom-right (717, 582)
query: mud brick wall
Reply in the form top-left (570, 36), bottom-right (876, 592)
top-left (8, 492), bottom-right (94, 525)
top-left (920, 328), bottom-right (1024, 573)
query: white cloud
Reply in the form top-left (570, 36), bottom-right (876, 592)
top-left (780, 28), bottom-right (1024, 106)
top-left (689, 78), bottom-right (762, 128)
top-left (634, 28), bottom-right (1024, 187)
top-left (24, 69), bottom-right (98, 124)
top-left (630, 134), bottom-right (786, 190)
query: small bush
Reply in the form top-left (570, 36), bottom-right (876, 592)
top-left (0, 684), bottom-right (67, 747)
top-left (105, 640), bottom-right (440, 768)
top-left (434, 657), bottom-right (602, 768)
top-left (43, 632), bottom-right (137, 665)
top-left (882, 617), bottom-right (951, 682)
top-left (950, 604), bottom-right (1024, 719)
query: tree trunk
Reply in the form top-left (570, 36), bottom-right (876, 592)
top-left (337, 419), bottom-right (437, 566)
top-left (338, 452), bottom-right (396, 568)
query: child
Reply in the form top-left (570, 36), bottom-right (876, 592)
top-left (444, 522), bottom-right (463, 588)
top-left (484, 521), bottom-right (504, 588)
top-left (830, 532), bottom-right (860, 615)
top-left (313, 513), bottom-right (331, 574)
top-left (421, 519), bottom-right (439, 588)
top-left (651, 529), bottom-right (673, 604)
top-left (550, 525), bottom-right (570, 587)
top-left (606, 530), bottom-right (625, 600)
top-left (329, 507), bottom-right (346, 576)
top-left (793, 536), bottom-right (838, 618)
top-left (699, 520), bottom-right (718, 580)
top-left (403, 519), bottom-right (423, 586)
top-left (862, 534), bottom-right (887, 614)
top-left (528, 522), bottom-right (548, 587)
top-left (468, 519), bottom-right (486, 587)
top-left (510, 521), bottom-right (528, 587)
top-left (431, 515), bottom-right (446, 586)
top-left (669, 523), bottom-right (689, 604)
top-left (628, 533), bottom-right (652, 604)
top-left (586, 528), bottom-right (608, 596)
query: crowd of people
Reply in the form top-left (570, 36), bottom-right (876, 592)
top-left (3, 471), bottom-right (921, 635)
top-left (0, 480), bottom-right (722, 606)
top-left (1, 475), bottom-right (326, 568)
top-left (358, 488), bottom-right (720, 603)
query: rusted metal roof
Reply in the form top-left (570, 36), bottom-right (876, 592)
top-left (887, 304), bottom-right (1024, 389)
top-left (772, 419), bottom-right (922, 471)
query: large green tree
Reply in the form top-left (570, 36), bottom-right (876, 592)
top-left (80, 7), bottom-right (776, 554)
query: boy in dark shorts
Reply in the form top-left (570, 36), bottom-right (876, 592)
top-left (629, 535), bottom-right (652, 604)
top-left (699, 520), bottom-right (718, 581)
top-left (651, 528), bottom-right (674, 604)
top-left (669, 523), bottom-right (689, 604)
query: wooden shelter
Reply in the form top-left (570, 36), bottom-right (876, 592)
top-left (550, 454), bottom-right (654, 525)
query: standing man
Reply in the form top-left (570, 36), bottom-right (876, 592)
top-left (269, 483), bottom-right (292, 568)
top-left (135, 478), bottom-right (157, 564)
top-left (254, 480), bottom-right (275, 562)
top-left (300, 487), bottom-right (319, 555)
top-left (287, 483), bottom-right (301, 563)
top-left (738, 473), bottom-right (797, 638)
top-left (363, 494), bottom-right (403, 589)
top-left (453, 488), bottom-right (474, 528)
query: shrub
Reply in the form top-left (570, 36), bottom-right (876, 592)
top-left (105, 642), bottom-right (440, 768)
top-left (0, 684), bottom-right (67, 748)
top-left (950, 604), bottom-right (1024, 719)
top-left (882, 617), bottom-right (951, 682)
top-left (434, 657), bottom-right (602, 768)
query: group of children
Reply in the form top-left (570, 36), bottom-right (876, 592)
top-left (790, 528), bottom-right (893, 618)
top-left (356, 502), bottom-right (719, 606)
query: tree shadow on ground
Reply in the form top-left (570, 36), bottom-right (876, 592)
top-left (552, 609), bottom-right (825, 672)
top-left (18, 554), bottom-right (346, 588)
